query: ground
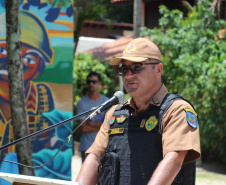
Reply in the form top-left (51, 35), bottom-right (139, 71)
top-left (196, 160), bottom-right (226, 185)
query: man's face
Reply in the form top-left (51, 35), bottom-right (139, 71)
top-left (87, 75), bottom-right (101, 93)
top-left (21, 44), bottom-right (45, 82)
top-left (0, 41), bottom-right (45, 101)
top-left (122, 60), bottom-right (161, 98)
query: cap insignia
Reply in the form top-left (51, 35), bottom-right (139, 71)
top-left (124, 44), bottom-right (137, 54)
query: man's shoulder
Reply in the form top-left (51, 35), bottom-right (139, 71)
top-left (164, 98), bottom-right (196, 119)
top-left (163, 93), bottom-right (193, 107)
top-left (172, 99), bottom-right (194, 110)
top-left (77, 95), bottom-right (89, 106)
top-left (161, 93), bottom-right (196, 115)
top-left (78, 95), bottom-right (89, 102)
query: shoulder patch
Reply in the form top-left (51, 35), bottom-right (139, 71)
top-left (184, 107), bottom-right (197, 116)
top-left (184, 107), bottom-right (198, 128)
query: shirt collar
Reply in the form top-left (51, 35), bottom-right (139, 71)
top-left (149, 84), bottom-right (168, 106)
top-left (124, 84), bottom-right (169, 113)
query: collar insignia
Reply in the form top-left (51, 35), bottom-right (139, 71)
top-left (152, 97), bottom-right (160, 104)
top-left (123, 100), bottom-right (128, 105)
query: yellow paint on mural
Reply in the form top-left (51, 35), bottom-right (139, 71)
top-left (23, 0), bottom-right (47, 3)
top-left (48, 20), bottom-right (74, 37)
top-left (54, 20), bottom-right (74, 30)
top-left (48, 30), bottom-right (73, 37)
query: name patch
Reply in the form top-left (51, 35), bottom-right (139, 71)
top-left (108, 128), bottom-right (124, 135)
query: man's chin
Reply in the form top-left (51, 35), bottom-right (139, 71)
top-left (125, 88), bottom-right (138, 95)
top-left (88, 88), bottom-right (95, 93)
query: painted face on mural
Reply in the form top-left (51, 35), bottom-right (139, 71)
top-left (0, 41), bottom-right (46, 101)
top-left (0, 10), bottom-right (54, 102)
top-left (22, 44), bottom-right (45, 82)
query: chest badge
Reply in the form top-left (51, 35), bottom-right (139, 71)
top-left (140, 119), bottom-right (146, 128)
top-left (145, 116), bottom-right (158, 131)
top-left (110, 116), bottom-right (115, 125)
top-left (184, 107), bottom-right (198, 128)
top-left (116, 115), bottom-right (127, 124)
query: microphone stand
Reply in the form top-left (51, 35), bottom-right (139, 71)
top-left (0, 106), bottom-right (99, 151)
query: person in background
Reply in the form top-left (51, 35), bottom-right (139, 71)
top-left (76, 72), bottom-right (109, 162)
top-left (76, 38), bottom-right (201, 185)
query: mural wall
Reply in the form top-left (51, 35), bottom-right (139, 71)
top-left (0, 0), bottom-right (74, 183)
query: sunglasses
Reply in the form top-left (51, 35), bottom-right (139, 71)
top-left (87, 80), bottom-right (98, 84)
top-left (117, 62), bottom-right (160, 76)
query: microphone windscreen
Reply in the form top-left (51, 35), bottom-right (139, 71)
top-left (114, 91), bottom-right (125, 103)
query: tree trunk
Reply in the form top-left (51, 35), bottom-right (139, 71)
top-left (5, 0), bottom-right (35, 176)
top-left (211, 0), bottom-right (222, 19)
top-left (133, 0), bottom-right (142, 38)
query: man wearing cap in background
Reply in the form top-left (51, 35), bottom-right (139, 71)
top-left (76, 38), bottom-right (201, 185)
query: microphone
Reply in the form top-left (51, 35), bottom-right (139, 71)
top-left (89, 91), bottom-right (125, 119)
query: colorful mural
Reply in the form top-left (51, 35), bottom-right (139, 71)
top-left (0, 0), bottom-right (74, 183)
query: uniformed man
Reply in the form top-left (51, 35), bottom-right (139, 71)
top-left (76, 38), bottom-right (201, 185)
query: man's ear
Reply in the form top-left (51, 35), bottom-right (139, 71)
top-left (156, 63), bottom-right (163, 78)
